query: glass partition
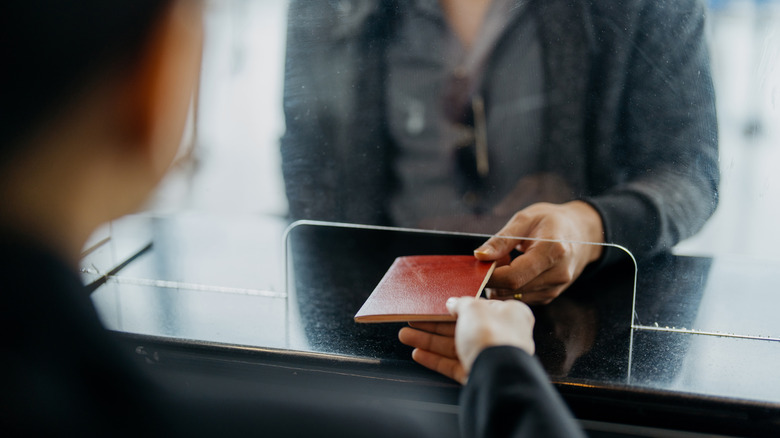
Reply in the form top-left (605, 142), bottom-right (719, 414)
top-left (283, 221), bottom-right (636, 369)
top-left (85, 0), bottom-right (780, 407)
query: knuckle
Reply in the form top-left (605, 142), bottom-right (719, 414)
top-left (509, 210), bottom-right (531, 224)
top-left (556, 268), bottom-right (574, 284)
top-left (527, 202), bottom-right (551, 213)
top-left (508, 277), bottom-right (526, 290)
top-left (547, 241), bottom-right (567, 259)
top-left (525, 309), bottom-right (536, 325)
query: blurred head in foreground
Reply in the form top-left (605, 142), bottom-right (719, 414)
top-left (0, 0), bottom-right (203, 261)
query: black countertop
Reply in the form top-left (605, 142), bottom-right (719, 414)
top-left (91, 216), bottom-right (780, 437)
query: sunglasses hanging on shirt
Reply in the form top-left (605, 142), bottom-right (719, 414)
top-left (440, 0), bottom-right (528, 214)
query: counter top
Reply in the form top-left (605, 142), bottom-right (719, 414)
top-left (90, 215), bottom-right (780, 436)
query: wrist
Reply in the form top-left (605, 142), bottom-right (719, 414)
top-left (566, 200), bottom-right (605, 263)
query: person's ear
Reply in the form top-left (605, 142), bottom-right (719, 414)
top-left (119, 0), bottom-right (203, 179)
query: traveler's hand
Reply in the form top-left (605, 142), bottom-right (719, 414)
top-left (398, 321), bottom-right (464, 383)
top-left (398, 297), bottom-right (535, 384)
top-left (474, 201), bottom-right (604, 305)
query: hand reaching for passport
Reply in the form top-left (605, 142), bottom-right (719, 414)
top-left (398, 297), bottom-right (535, 384)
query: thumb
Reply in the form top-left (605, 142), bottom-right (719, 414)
top-left (447, 296), bottom-right (478, 316)
top-left (474, 234), bottom-right (522, 261)
top-left (446, 297), bottom-right (460, 316)
top-left (474, 215), bottom-right (533, 261)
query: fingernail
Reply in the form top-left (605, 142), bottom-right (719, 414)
top-left (474, 246), bottom-right (494, 257)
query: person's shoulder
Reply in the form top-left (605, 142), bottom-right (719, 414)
top-left (587, 0), bottom-right (706, 23)
top-left (580, 0), bottom-right (706, 44)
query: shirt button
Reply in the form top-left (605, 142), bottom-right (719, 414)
top-left (405, 99), bottom-right (425, 135)
top-left (463, 191), bottom-right (480, 207)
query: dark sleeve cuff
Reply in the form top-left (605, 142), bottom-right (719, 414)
top-left (462, 346), bottom-right (585, 438)
top-left (579, 193), bottom-right (658, 268)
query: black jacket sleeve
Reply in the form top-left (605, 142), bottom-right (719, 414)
top-left (461, 346), bottom-right (585, 438)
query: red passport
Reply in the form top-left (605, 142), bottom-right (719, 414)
top-left (354, 255), bottom-right (496, 323)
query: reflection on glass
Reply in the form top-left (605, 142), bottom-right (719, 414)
top-left (280, 0), bottom-right (720, 292)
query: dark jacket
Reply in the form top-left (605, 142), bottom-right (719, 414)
top-left (281, 0), bottom-right (719, 264)
top-left (0, 237), bottom-right (583, 437)
top-left (0, 237), bottom-right (432, 437)
top-left (463, 346), bottom-right (586, 438)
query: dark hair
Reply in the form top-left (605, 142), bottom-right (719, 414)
top-left (0, 0), bottom-right (172, 160)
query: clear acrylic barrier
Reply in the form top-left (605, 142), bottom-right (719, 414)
top-left (284, 220), bottom-right (637, 375)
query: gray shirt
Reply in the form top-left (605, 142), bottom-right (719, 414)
top-left (386, 0), bottom-right (547, 229)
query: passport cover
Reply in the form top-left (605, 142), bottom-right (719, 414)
top-left (354, 255), bottom-right (496, 323)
